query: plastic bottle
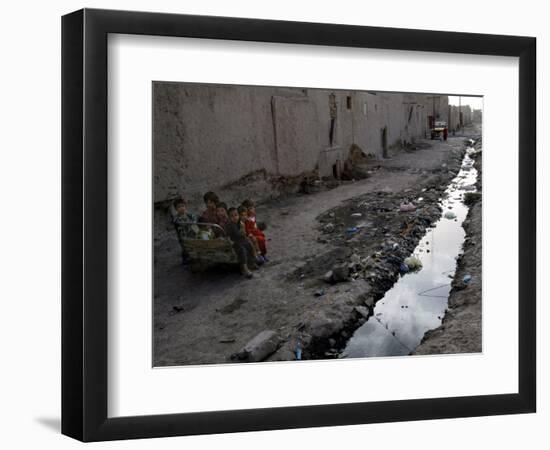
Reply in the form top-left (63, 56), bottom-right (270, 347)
top-left (295, 341), bottom-right (302, 361)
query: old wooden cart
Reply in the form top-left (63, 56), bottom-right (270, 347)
top-left (178, 222), bottom-right (238, 272)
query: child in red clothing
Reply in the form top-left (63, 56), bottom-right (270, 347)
top-left (241, 199), bottom-right (267, 260)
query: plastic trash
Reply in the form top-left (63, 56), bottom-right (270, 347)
top-left (346, 227), bottom-right (359, 235)
top-left (351, 213), bottom-right (362, 218)
top-left (444, 211), bottom-right (457, 220)
top-left (295, 341), bottom-right (302, 360)
top-left (463, 274), bottom-right (472, 284)
top-left (399, 202), bottom-right (416, 212)
top-left (399, 262), bottom-right (410, 273)
top-left (404, 256), bottom-right (423, 270)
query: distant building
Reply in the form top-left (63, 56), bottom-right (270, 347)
top-left (473, 108), bottom-right (482, 124)
top-left (448, 104), bottom-right (475, 131)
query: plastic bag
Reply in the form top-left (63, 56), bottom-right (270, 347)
top-left (400, 202), bottom-right (416, 212)
top-left (404, 256), bottom-right (423, 270)
top-left (444, 211), bottom-right (457, 220)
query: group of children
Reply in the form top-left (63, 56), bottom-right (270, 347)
top-left (172, 191), bottom-right (268, 278)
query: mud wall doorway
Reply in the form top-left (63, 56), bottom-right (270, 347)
top-left (381, 126), bottom-right (388, 158)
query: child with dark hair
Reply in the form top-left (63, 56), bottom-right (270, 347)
top-left (237, 205), bottom-right (249, 231)
top-left (226, 207), bottom-right (258, 278)
top-left (171, 198), bottom-right (199, 263)
top-left (199, 191), bottom-right (219, 224)
top-left (241, 199), bottom-right (268, 261)
top-left (172, 198), bottom-right (198, 238)
top-left (214, 202), bottom-right (229, 237)
top-left (216, 202), bottom-right (228, 226)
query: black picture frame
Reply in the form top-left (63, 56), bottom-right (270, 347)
top-left (61, 8), bottom-right (536, 442)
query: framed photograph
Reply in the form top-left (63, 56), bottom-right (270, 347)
top-left (62, 8), bottom-right (536, 441)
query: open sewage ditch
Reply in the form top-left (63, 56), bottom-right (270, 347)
top-left (341, 145), bottom-right (479, 358)
top-left (303, 139), bottom-right (481, 360)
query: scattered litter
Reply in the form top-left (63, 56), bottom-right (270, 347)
top-left (314, 289), bottom-right (326, 297)
top-left (323, 223), bottom-right (335, 233)
top-left (355, 305), bottom-right (370, 319)
top-left (399, 202), bottom-right (416, 212)
top-left (404, 256), bottom-right (422, 270)
top-left (346, 227), bottom-right (359, 235)
top-left (463, 274), bottom-right (472, 284)
top-left (322, 270), bottom-right (333, 283)
top-left (444, 211), bottom-right (457, 219)
top-left (351, 213), bottom-right (362, 218)
top-left (295, 341), bottom-right (302, 360)
top-left (399, 263), bottom-right (410, 273)
top-left (219, 338), bottom-right (236, 343)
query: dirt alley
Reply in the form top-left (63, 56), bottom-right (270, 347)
top-left (154, 133), bottom-right (479, 366)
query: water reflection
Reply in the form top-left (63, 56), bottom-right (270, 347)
top-left (342, 150), bottom-right (478, 358)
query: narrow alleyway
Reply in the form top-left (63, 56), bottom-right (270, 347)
top-left (154, 133), bottom-right (478, 366)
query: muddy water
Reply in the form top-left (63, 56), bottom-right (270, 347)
top-left (341, 148), bottom-right (479, 358)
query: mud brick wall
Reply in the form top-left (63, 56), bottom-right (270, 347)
top-left (153, 82), bottom-right (445, 205)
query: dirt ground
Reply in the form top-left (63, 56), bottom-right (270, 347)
top-left (154, 130), bottom-right (481, 366)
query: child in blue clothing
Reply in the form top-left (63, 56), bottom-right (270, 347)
top-left (171, 198), bottom-right (199, 263)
